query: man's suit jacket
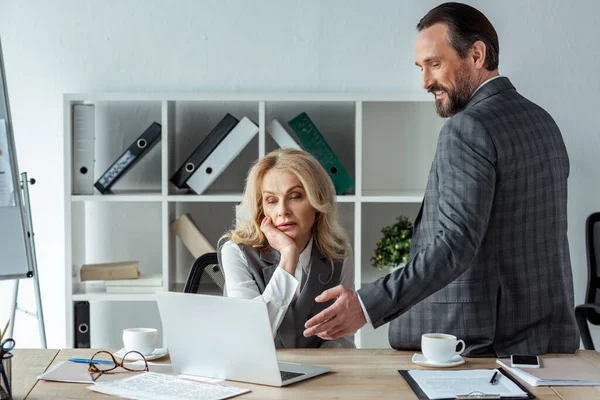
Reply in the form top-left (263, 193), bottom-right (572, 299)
top-left (358, 77), bottom-right (580, 357)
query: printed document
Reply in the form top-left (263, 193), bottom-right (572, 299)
top-left (88, 372), bottom-right (250, 400)
top-left (407, 369), bottom-right (529, 400)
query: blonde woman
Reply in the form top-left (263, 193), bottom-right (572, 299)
top-left (219, 148), bottom-right (355, 348)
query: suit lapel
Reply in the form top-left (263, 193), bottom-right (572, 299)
top-left (294, 245), bottom-right (330, 313)
top-left (414, 201), bottom-right (424, 228)
top-left (259, 248), bottom-right (280, 285)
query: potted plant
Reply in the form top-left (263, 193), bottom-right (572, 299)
top-left (371, 215), bottom-right (413, 271)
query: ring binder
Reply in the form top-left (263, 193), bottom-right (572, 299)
top-left (94, 122), bottom-right (161, 194)
top-left (287, 112), bottom-right (354, 195)
top-left (170, 113), bottom-right (239, 189)
top-left (185, 117), bottom-right (258, 195)
top-left (72, 104), bottom-right (95, 195)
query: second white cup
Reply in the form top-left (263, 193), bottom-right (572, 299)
top-left (421, 333), bottom-right (465, 363)
top-left (123, 327), bottom-right (158, 356)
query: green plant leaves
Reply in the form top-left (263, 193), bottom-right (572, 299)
top-left (371, 215), bottom-right (413, 269)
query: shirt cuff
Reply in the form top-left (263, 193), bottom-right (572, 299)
top-left (357, 292), bottom-right (373, 325)
top-left (262, 267), bottom-right (299, 308)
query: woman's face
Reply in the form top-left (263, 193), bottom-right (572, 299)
top-left (261, 168), bottom-right (317, 249)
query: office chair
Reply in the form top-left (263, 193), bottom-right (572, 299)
top-left (575, 212), bottom-right (600, 350)
top-left (183, 252), bottom-right (225, 296)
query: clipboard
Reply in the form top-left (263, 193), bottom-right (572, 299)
top-left (398, 368), bottom-right (535, 400)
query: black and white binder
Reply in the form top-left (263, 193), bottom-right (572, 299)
top-left (72, 104), bottom-right (95, 195)
top-left (170, 113), bottom-right (239, 189)
top-left (186, 117), bottom-right (259, 195)
top-left (94, 122), bottom-right (161, 194)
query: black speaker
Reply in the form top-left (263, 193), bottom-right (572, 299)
top-left (74, 301), bottom-right (90, 348)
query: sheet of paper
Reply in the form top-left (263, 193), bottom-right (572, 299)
top-left (408, 369), bottom-right (528, 400)
top-left (0, 120), bottom-right (15, 207)
top-left (134, 361), bottom-right (223, 383)
top-left (179, 374), bottom-right (223, 384)
top-left (38, 361), bottom-right (175, 383)
top-left (88, 372), bottom-right (250, 400)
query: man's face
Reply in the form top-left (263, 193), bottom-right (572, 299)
top-left (415, 23), bottom-right (476, 117)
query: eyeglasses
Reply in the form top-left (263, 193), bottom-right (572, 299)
top-left (88, 350), bottom-right (149, 382)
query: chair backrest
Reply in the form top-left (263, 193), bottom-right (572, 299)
top-left (183, 252), bottom-right (225, 295)
top-left (584, 212), bottom-right (600, 324)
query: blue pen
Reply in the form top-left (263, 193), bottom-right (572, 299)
top-left (68, 357), bottom-right (115, 365)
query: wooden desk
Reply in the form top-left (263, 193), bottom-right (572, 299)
top-left (11, 349), bottom-right (59, 400)
top-left (16, 348), bottom-right (600, 399)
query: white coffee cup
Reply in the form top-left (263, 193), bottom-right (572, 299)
top-left (421, 333), bottom-right (465, 363)
top-left (122, 328), bottom-right (158, 356)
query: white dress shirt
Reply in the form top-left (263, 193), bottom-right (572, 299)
top-left (221, 237), bottom-right (355, 347)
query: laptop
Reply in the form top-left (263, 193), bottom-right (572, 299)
top-left (156, 292), bottom-right (331, 386)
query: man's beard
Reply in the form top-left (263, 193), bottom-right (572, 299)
top-left (430, 65), bottom-right (475, 118)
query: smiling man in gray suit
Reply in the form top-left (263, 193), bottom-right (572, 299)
top-left (303, 2), bottom-right (580, 357)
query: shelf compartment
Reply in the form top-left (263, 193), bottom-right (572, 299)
top-left (72, 101), bottom-right (163, 195)
top-left (168, 202), bottom-right (236, 286)
top-left (265, 101), bottom-right (356, 195)
top-left (167, 101), bottom-right (259, 196)
top-left (361, 101), bottom-right (443, 195)
top-left (360, 202), bottom-right (421, 286)
top-left (70, 202), bottom-right (163, 292)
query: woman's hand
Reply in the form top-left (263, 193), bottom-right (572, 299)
top-left (260, 216), bottom-right (300, 275)
top-left (260, 216), bottom-right (299, 255)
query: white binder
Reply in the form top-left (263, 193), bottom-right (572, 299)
top-left (267, 119), bottom-right (301, 150)
top-left (72, 104), bottom-right (95, 194)
top-left (186, 117), bottom-right (258, 195)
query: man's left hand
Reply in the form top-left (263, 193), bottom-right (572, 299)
top-left (303, 285), bottom-right (367, 340)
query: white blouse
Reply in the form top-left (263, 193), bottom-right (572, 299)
top-left (220, 238), bottom-right (355, 348)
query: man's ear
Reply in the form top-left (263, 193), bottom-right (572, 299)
top-left (471, 40), bottom-right (487, 69)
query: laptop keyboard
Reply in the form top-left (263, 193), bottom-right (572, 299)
top-left (280, 370), bottom-right (305, 381)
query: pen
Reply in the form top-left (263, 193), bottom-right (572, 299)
top-left (68, 358), bottom-right (115, 365)
top-left (489, 371), bottom-right (499, 385)
top-left (0, 319), bottom-right (9, 343)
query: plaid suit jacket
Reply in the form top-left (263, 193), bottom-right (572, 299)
top-left (358, 77), bottom-right (580, 357)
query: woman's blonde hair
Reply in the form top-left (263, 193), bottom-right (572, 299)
top-left (224, 148), bottom-right (349, 262)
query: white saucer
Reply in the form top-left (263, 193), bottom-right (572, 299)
top-left (113, 347), bottom-right (168, 361)
top-left (411, 353), bottom-right (465, 368)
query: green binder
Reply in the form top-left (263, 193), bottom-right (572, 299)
top-left (287, 112), bottom-right (354, 195)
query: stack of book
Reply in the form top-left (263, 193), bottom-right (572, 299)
top-left (80, 261), bottom-right (140, 281)
top-left (104, 273), bottom-right (164, 294)
top-left (79, 261), bottom-right (164, 294)
top-left (170, 112), bottom-right (354, 195)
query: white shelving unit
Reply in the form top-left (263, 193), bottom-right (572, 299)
top-left (64, 93), bottom-right (444, 349)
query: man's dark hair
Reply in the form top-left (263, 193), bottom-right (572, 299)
top-left (417, 2), bottom-right (499, 71)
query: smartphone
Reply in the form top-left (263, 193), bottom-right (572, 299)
top-left (511, 354), bottom-right (540, 368)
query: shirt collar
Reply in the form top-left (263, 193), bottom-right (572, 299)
top-left (470, 75), bottom-right (503, 99)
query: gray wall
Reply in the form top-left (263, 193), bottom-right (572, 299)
top-left (0, 0), bottom-right (598, 347)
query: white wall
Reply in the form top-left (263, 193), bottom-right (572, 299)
top-left (0, 0), bottom-right (598, 348)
